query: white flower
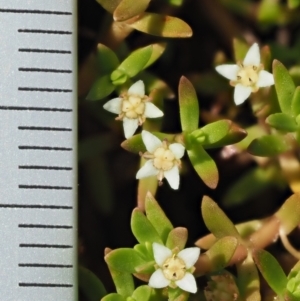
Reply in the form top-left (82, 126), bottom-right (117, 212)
top-left (149, 243), bottom-right (200, 294)
top-left (136, 131), bottom-right (185, 190)
top-left (215, 43), bottom-right (274, 105)
top-left (103, 80), bottom-right (164, 138)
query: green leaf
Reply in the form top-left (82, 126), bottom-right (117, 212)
top-left (132, 285), bottom-right (152, 301)
top-left (143, 43), bottom-right (167, 69)
top-left (247, 134), bottom-right (292, 157)
top-left (78, 266), bottom-right (107, 301)
top-left (275, 193), bottom-right (300, 235)
top-left (108, 269), bottom-right (134, 297)
top-left (200, 120), bottom-right (247, 148)
top-left (168, 287), bottom-right (189, 301)
top-left (233, 38), bottom-right (249, 62)
top-left (131, 209), bottom-right (163, 244)
top-left (236, 254), bottom-right (260, 301)
top-left (96, 44), bottom-right (119, 74)
top-left (105, 249), bottom-right (146, 273)
top-left (206, 237), bottom-right (238, 271)
top-left (165, 227), bottom-right (188, 250)
top-left (257, 0), bottom-right (281, 25)
top-left (121, 132), bottom-right (176, 154)
top-left (187, 145), bottom-right (219, 189)
top-left (117, 45), bottom-right (153, 78)
top-left (266, 113), bottom-right (298, 132)
top-left (113, 0), bottom-right (150, 21)
top-left (273, 60), bottom-right (295, 115)
top-left (145, 192), bottom-right (173, 243)
top-left (128, 13), bottom-right (192, 38)
top-left (253, 249), bottom-right (287, 297)
top-left (292, 86), bottom-right (300, 117)
top-left (102, 294), bottom-right (126, 301)
top-left (111, 70), bottom-right (128, 86)
top-left (86, 75), bottom-right (115, 101)
top-left (178, 76), bottom-right (199, 132)
top-left (288, 0), bottom-right (300, 9)
top-left (201, 196), bottom-right (240, 239)
top-left (96, 0), bottom-right (122, 13)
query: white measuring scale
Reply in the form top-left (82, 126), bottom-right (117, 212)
top-left (0, 1), bottom-right (77, 300)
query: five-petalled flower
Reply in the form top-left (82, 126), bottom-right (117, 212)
top-left (103, 80), bottom-right (164, 138)
top-left (136, 131), bottom-right (185, 190)
top-left (149, 243), bottom-right (200, 293)
top-left (215, 43), bottom-right (274, 105)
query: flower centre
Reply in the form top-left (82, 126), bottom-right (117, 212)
top-left (236, 65), bottom-right (259, 87)
top-left (121, 95), bottom-right (145, 119)
top-left (162, 255), bottom-right (186, 281)
top-left (153, 147), bottom-right (176, 171)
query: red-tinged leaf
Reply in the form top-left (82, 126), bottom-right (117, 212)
top-left (187, 145), bottom-right (219, 189)
top-left (128, 13), bottom-right (192, 38)
top-left (178, 76), bottom-right (199, 132)
top-left (165, 227), bottom-right (188, 250)
top-left (114, 0), bottom-right (150, 21)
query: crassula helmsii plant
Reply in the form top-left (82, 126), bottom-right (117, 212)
top-left (78, 0), bottom-right (300, 301)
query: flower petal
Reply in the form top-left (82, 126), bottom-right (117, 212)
top-left (152, 243), bottom-right (173, 265)
top-left (234, 84), bottom-right (252, 105)
top-left (169, 143), bottom-right (185, 159)
top-left (141, 130), bottom-right (162, 153)
top-left (136, 160), bottom-right (159, 179)
top-left (148, 269), bottom-right (170, 288)
top-left (123, 117), bottom-right (139, 138)
top-left (257, 70), bottom-right (274, 87)
top-left (243, 43), bottom-right (260, 66)
top-left (144, 102), bottom-right (164, 118)
top-left (176, 273), bottom-right (197, 293)
top-left (177, 247), bottom-right (200, 269)
top-left (128, 80), bottom-right (145, 97)
top-left (103, 98), bottom-right (122, 114)
top-left (215, 64), bottom-right (239, 80)
top-left (164, 166), bottom-right (180, 190)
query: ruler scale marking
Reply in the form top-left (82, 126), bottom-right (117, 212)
top-left (0, 1), bottom-right (77, 300)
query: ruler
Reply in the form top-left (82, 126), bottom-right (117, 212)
top-left (0, 1), bottom-right (77, 300)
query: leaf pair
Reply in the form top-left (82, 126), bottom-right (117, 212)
top-left (179, 77), bottom-right (246, 189)
top-left (87, 44), bottom-right (166, 101)
top-left (248, 60), bottom-right (300, 157)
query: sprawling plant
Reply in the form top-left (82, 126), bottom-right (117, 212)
top-left (78, 0), bottom-right (300, 300)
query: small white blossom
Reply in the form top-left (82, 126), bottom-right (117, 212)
top-left (215, 43), bottom-right (274, 105)
top-left (149, 243), bottom-right (200, 294)
top-left (136, 131), bottom-right (185, 190)
top-left (103, 80), bottom-right (163, 138)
